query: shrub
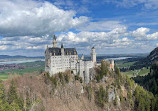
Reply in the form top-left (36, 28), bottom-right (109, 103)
top-left (95, 86), bottom-right (105, 108)
top-left (59, 73), bottom-right (65, 85)
top-left (114, 94), bottom-right (118, 106)
top-left (75, 75), bottom-right (82, 83)
top-left (51, 76), bottom-right (57, 88)
top-left (85, 85), bottom-right (93, 101)
top-left (64, 74), bottom-right (70, 83)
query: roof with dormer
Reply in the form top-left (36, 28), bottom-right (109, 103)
top-left (47, 47), bottom-right (77, 56)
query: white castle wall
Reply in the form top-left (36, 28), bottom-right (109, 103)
top-left (45, 36), bottom-right (97, 83)
top-left (49, 55), bottom-right (78, 76)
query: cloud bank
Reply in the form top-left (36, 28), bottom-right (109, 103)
top-left (0, 0), bottom-right (88, 37)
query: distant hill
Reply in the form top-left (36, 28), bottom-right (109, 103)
top-left (130, 47), bottom-right (158, 70)
top-left (0, 55), bottom-right (44, 59)
top-left (132, 62), bottom-right (158, 95)
top-left (147, 47), bottom-right (158, 63)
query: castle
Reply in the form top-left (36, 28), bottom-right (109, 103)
top-left (45, 35), bottom-right (96, 83)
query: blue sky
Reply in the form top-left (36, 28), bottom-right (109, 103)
top-left (0, 0), bottom-right (158, 56)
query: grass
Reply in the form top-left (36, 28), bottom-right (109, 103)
top-left (116, 59), bottom-right (150, 78)
top-left (123, 68), bottom-right (150, 78)
top-left (0, 61), bottom-right (44, 80)
top-left (0, 74), bottom-right (10, 80)
top-left (116, 61), bottom-right (136, 68)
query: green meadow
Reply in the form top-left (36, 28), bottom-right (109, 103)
top-left (116, 59), bottom-right (150, 78)
top-left (0, 61), bottom-right (45, 80)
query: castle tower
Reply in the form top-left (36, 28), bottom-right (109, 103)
top-left (81, 54), bottom-right (84, 60)
top-left (61, 43), bottom-right (64, 55)
top-left (110, 59), bottom-right (114, 71)
top-left (52, 35), bottom-right (57, 47)
top-left (91, 47), bottom-right (96, 63)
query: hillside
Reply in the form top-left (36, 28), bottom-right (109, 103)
top-left (0, 55), bottom-right (44, 59)
top-left (129, 47), bottom-right (158, 70)
top-left (132, 62), bottom-right (158, 95)
top-left (0, 62), bottom-right (157, 111)
top-left (147, 47), bottom-right (158, 63)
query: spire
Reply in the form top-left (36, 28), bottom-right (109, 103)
top-left (52, 35), bottom-right (57, 47)
top-left (53, 35), bottom-right (56, 41)
top-left (61, 43), bottom-right (64, 48)
top-left (61, 43), bottom-right (64, 55)
top-left (81, 54), bottom-right (84, 60)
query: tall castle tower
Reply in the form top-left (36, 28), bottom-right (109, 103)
top-left (52, 35), bottom-right (57, 47)
top-left (110, 59), bottom-right (114, 71)
top-left (91, 47), bottom-right (96, 63)
top-left (61, 43), bottom-right (64, 55)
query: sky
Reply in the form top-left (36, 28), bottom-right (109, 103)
top-left (0, 0), bottom-right (158, 56)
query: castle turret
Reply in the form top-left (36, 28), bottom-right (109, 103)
top-left (81, 54), bottom-right (84, 60)
top-left (91, 47), bottom-right (96, 63)
top-left (110, 59), bottom-right (114, 71)
top-left (53, 35), bottom-right (57, 47)
top-left (61, 43), bottom-right (64, 55)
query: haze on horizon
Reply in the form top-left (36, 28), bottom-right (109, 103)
top-left (0, 0), bottom-right (158, 56)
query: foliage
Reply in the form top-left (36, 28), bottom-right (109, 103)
top-left (74, 74), bottom-right (83, 83)
top-left (95, 60), bottom-right (109, 82)
top-left (7, 80), bottom-right (18, 104)
top-left (59, 73), bottom-right (65, 85)
top-left (101, 61), bottom-right (108, 76)
top-left (85, 85), bottom-right (93, 101)
top-left (95, 86), bottom-right (106, 108)
top-left (133, 85), bottom-right (157, 111)
top-left (132, 62), bottom-right (158, 95)
top-left (64, 73), bottom-right (70, 83)
top-left (105, 85), bottom-right (109, 103)
top-left (114, 94), bottom-right (117, 106)
top-left (7, 80), bottom-right (24, 111)
top-left (0, 80), bottom-right (27, 111)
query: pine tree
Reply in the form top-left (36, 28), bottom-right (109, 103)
top-left (10, 101), bottom-right (22, 111)
top-left (101, 61), bottom-right (108, 76)
top-left (7, 80), bottom-right (18, 104)
top-left (96, 86), bottom-right (105, 107)
top-left (105, 86), bottom-right (109, 103)
top-left (114, 94), bottom-right (118, 106)
top-left (0, 80), bottom-right (6, 103)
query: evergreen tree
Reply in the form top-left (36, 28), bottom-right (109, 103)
top-left (101, 61), bottom-right (108, 76)
top-left (105, 86), bottom-right (109, 103)
top-left (7, 80), bottom-right (18, 104)
top-left (96, 86), bottom-right (105, 107)
top-left (10, 101), bottom-right (22, 111)
top-left (0, 81), bottom-right (11, 111)
top-left (114, 94), bottom-right (117, 106)
top-left (0, 80), bottom-right (6, 103)
top-left (7, 80), bottom-right (24, 111)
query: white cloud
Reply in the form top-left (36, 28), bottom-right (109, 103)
top-left (25, 46), bottom-right (43, 49)
top-left (147, 32), bottom-right (158, 40)
top-left (56, 27), bottom-right (158, 53)
top-left (77, 21), bottom-right (126, 32)
top-left (0, 0), bottom-right (88, 37)
top-left (57, 27), bottom-right (129, 49)
top-left (0, 35), bottom-right (51, 50)
top-left (105, 0), bottom-right (158, 9)
top-left (131, 27), bottom-right (150, 40)
top-left (0, 24), bottom-right (158, 55)
top-left (0, 45), bottom-right (7, 50)
top-left (131, 27), bottom-right (158, 40)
